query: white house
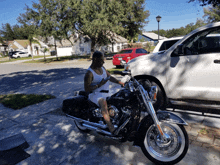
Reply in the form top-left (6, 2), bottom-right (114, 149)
top-left (46, 33), bottom-right (129, 56)
top-left (0, 42), bottom-right (8, 56)
top-left (138, 32), bottom-right (167, 46)
top-left (8, 39), bottom-right (49, 56)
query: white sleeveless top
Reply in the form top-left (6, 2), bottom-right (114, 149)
top-left (88, 67), bottom-right (110, 106)
top-left (88, 67), bottom-right (109, 92)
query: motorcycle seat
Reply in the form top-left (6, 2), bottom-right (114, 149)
top-left (74, 91), bottom-right (90, 97)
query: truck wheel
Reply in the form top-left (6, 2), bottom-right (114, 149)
top-left (138, 79), bottom-right (166, 111)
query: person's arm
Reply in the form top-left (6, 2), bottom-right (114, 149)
top-left (84, 70), bottom-right (100, 92)
top-left (106, 69), bottom-right (124, 86)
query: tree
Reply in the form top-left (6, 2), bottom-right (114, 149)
top-left (17, 13), bottom-right (41, 60)
top-left (188, 0), bottom-right (220, 7)
top-left (20, 0), bottom-right (149, 58)
top-left (203, 5), bottom-right (220, 22)
top-left (0, 23), bottom-right (29, 41)
top-left (118, 0), bottom-right (150, 43)
top-left (151, 19), bottom-right (207, 38)
top-left (0, 23), bottom-right (16, 41)
top-left (42, 47), bottom-right (49, 61)
top-left (21, 0), bottom-right (80, 60)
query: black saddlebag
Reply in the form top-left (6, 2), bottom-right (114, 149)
top-left (62, 95), bottom-right (89, 119)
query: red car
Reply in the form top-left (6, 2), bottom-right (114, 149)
top-left (112, 48), bottom-right (149, 67)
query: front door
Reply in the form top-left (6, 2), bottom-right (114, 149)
top-left (167, 27), bottom-right (220, 102)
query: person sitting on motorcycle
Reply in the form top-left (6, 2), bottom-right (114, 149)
top-left (84, 51), bottom-right (124, 135)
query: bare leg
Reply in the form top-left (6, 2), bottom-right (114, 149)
top-left (98, 98), bottom-right (115, 133)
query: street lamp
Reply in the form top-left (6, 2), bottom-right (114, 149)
top-left (156, 15), bottom-right (161, 41)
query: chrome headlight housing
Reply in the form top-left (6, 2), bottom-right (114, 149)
top-left (124, 63), bottom-right (130, 71)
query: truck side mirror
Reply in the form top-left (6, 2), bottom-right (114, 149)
top-left (171, 44), bottom-right (183, 57)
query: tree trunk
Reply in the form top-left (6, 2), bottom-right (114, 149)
top-left (55, 40), bottom-right (58, 61)
top-left (90, 40), bottom-right (95, 59)
top-left (30, 43), bottom-right (34, 61)
top-left (44, 53), bottom-right (46, 61)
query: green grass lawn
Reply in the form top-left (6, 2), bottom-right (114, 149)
top-left (24, 55), bottom-right (91, 63)
top-left (0, 55), bottom-right (50, 63)
top-left (107, 68), bottom-right (124, 74)
top-left (0, 94), bottom-right (56, 110)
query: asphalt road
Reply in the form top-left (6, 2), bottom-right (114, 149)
top-left (0, 59), bottom-right (115, 96)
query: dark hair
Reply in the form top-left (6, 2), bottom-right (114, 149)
top-left (92, 51), bottom-right (103, 60)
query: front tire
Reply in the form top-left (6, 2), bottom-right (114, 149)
top-left (141, 121), bottom-right (189, 165)
top-left (138, 79), bottom-right (166, 111)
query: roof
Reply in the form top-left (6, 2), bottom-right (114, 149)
top-left (112, 34), bottom-right (128, 43)
top-left (142, 32), bottom-right (167, 40)
top-left (9, 43), bottom-right (18, 49)
top-left (14, 40), bottom-right (29, 48)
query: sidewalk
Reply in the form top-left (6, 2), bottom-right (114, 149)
top-left (0, 87), bottom-right (220, 165)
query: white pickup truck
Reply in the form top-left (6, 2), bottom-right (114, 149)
top-left (125, 22), bottom-right (220, 111)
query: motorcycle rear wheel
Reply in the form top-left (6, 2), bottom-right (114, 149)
top-left (74, 120), bottom-right (91, 133)
top-left (141, 121), bottom-right (189, 165)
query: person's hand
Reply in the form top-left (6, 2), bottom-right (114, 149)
top-left (119, 81), bottom-right (125, 87)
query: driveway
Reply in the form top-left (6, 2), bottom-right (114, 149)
top-left (0, 59), bottom-right (220, 165)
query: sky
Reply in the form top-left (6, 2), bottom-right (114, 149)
top-left (0, 0), bottom-right (206, 32)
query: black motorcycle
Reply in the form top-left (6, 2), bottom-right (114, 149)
top-left (62, 70), bottom-right (189, 165)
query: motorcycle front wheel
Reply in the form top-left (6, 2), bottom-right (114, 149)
top-left (141, 122), bottom-right (189, 165)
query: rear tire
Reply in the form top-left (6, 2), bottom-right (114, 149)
top-left (141, 120), bottom-right (189, 165)
top-left (74, 120), bottom-right (90, 133)
top-left (138, 79), bottom-right (166, 111)
top-left (28, 55), bottom-right (31, 57)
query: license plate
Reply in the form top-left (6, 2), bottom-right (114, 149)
top-left (118, 58), bottom-right (122, 60)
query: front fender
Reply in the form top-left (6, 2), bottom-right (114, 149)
top-left (133, 111), bottom-right (187, 146)
top-left (157, 111), bottom-right (188, 126)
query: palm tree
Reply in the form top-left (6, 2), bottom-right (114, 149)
top-left (42, 47), bottom-right (49, 61)
top-left (27, 35), bottom-right (41, 61)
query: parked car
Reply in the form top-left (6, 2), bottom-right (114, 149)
top-left (8, 51), bottom-right (22, 58)
top-left (124, 22), bottom-right (220, 111)
top-left (153, 36), bottom-right (183, 53)
top-left (105, 53), bottom-right (116, 60)
top-left (112, 48), bottom-right (149, 68)
top-left (12, 52), bottom-right (31, 58)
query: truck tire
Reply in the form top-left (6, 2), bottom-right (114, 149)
top-left (138, 79), bottom-right (166, 111)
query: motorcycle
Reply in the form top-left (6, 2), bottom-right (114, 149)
top-left (62, 70), bottom-right (189, 165)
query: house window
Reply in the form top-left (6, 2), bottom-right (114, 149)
top-left (80, 47), bottom-right (84, 52)
top-left (117, 46), bottom-right (120, 51)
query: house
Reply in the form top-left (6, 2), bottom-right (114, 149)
top-left (8, 39), bottom-right (49, 56)
top-left (138, 32), bottom-right (167, 45)
top-left (45, 33), bottom-right (129, 56)
top-left (0, 42), bottom-right (8, 56)
top-left (104, 34), bottom-right (128, 53)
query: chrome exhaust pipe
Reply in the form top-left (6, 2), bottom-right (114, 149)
top-left (65, 114), bottom-right (107, 129)
top-left (82, 123), bottom-right (112, 136)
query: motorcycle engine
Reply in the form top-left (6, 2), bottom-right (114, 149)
top-left (92, 105), bottom-right (120, 122)
top-left (108, 105), bottom-right (119, 120)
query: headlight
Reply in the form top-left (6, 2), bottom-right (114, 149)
top-left (124, 63), bottom-right (130, 71)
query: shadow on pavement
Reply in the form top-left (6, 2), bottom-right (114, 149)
top-left (0, 68), bottom-right (87, 94)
